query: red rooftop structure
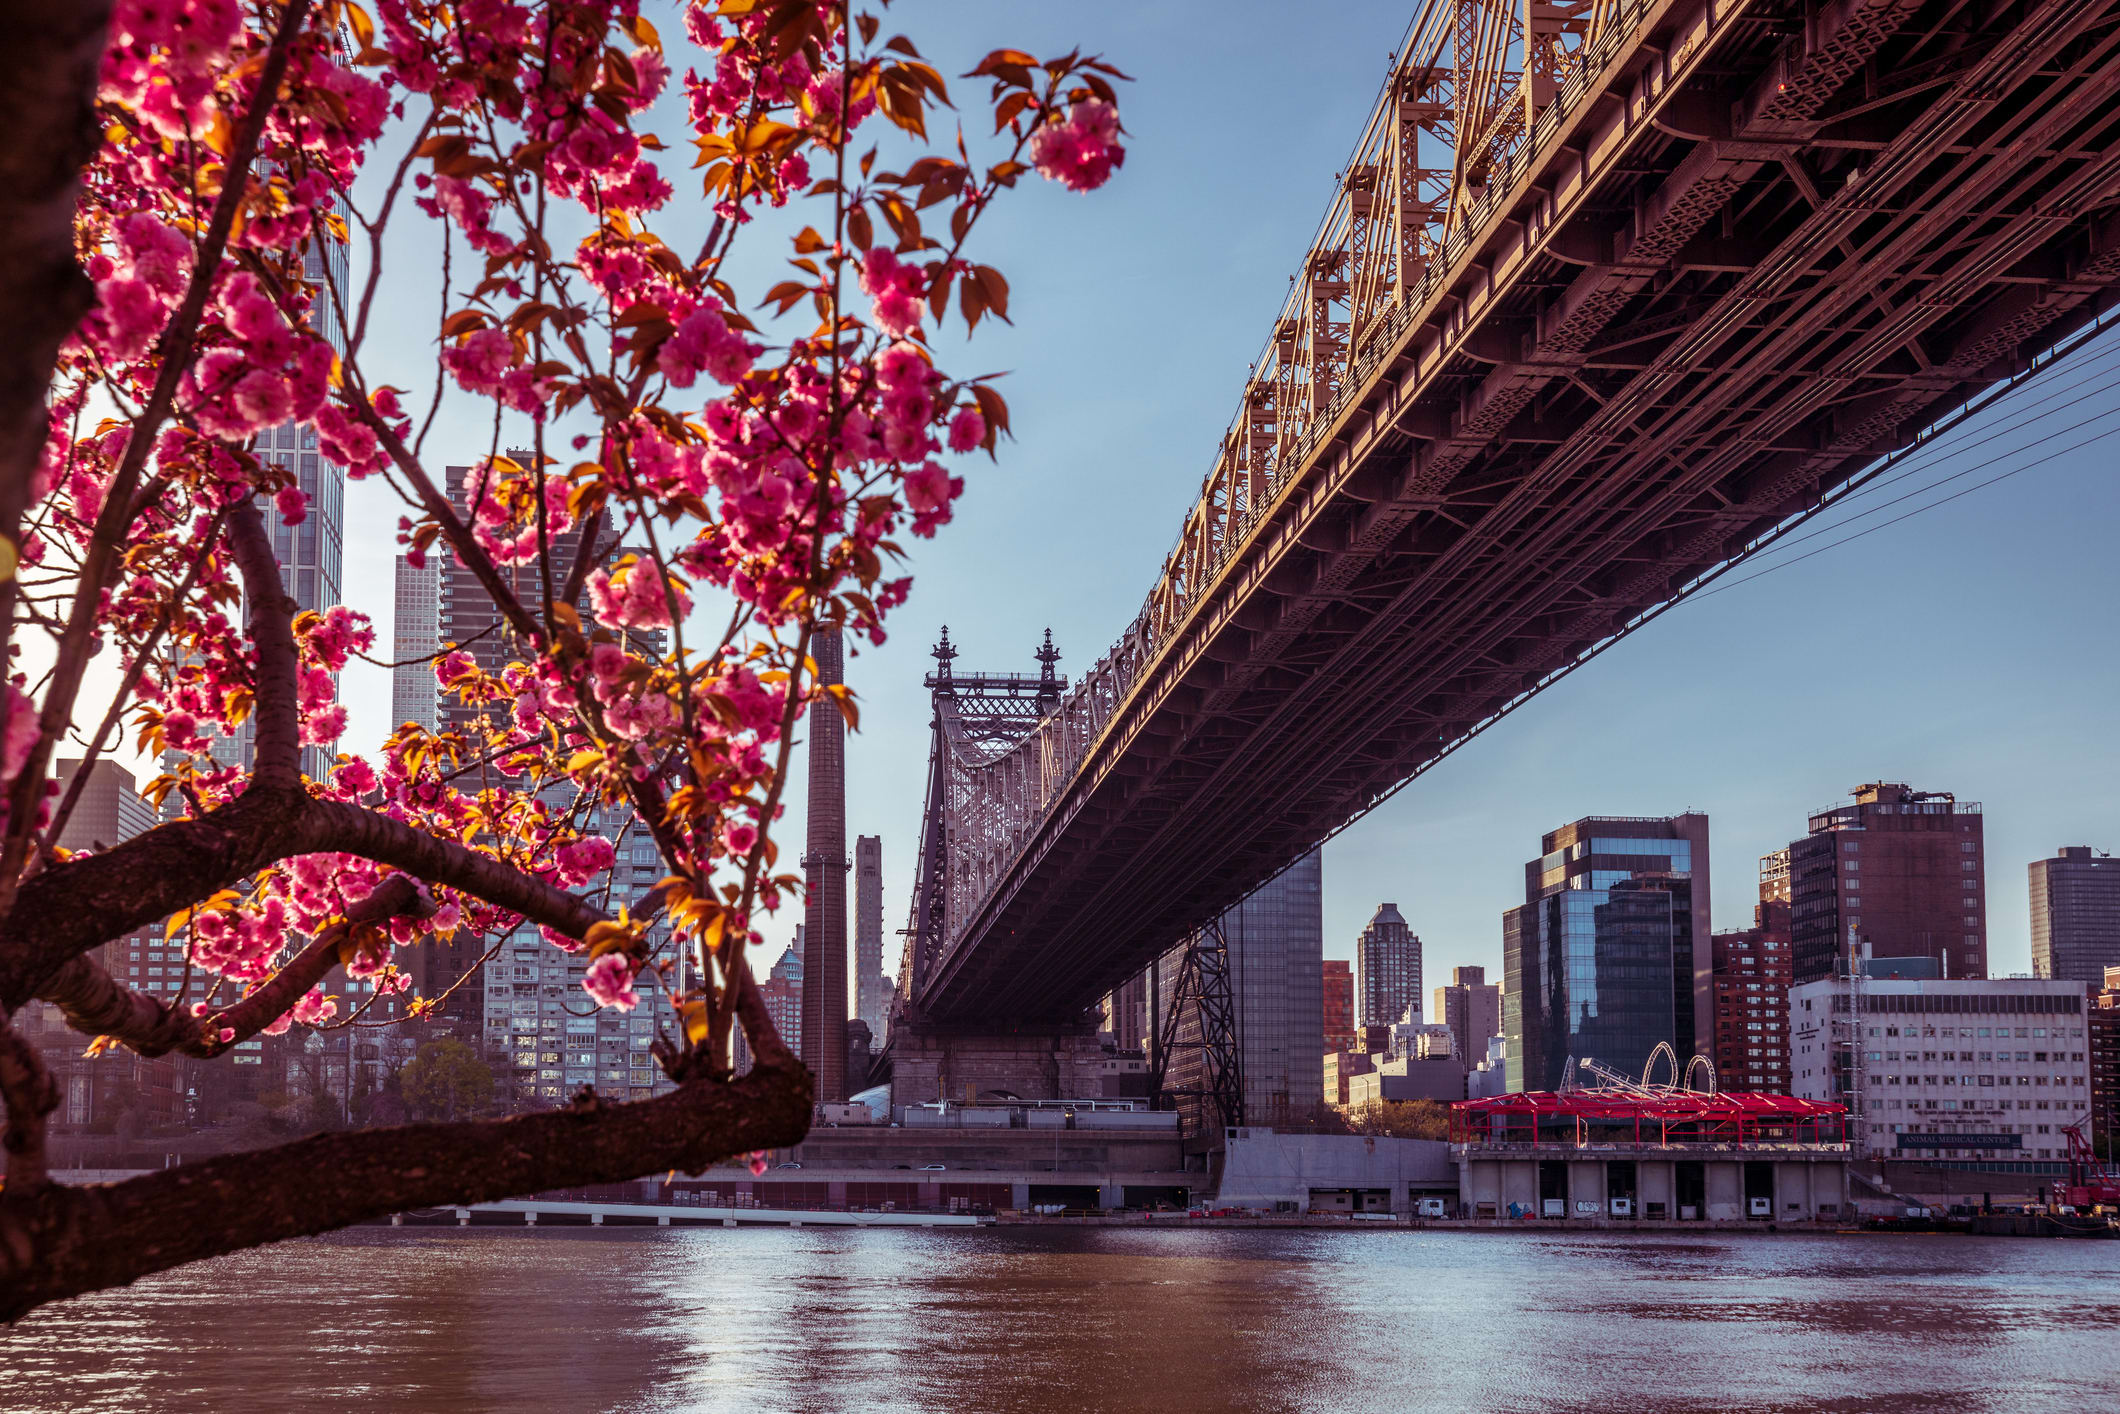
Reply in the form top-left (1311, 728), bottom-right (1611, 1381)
top-left (1452, 1090), bottom-right (1848, 1149)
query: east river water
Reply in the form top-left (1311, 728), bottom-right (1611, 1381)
top-left (5, 1227), bottom-right (2119, 1412)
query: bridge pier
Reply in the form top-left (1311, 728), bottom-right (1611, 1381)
top-left (888, 1020), bottom-right (1107, 1110)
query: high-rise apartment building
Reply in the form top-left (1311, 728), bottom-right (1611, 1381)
top-left (764, 938), bottom-right (804, 1056)
top-left (391, 551), bottom-right (440, 731)
top-left (854, 834), bottom-right (888, 1046)
top-left (1355, 903), bottom-right (1420, 1029)
top-left (1433, 965), bottom-right (1501, 1063)
top-left (436, 462), bottom-right (574, 739)
top-left (1790, 975), bottom-right (2090, 1160)
top-left (1322, 959), bottom-right (1356, 1054)
top-left (2029, 846), bottom-right (2120, 985)
top-left (1787, 783), bottom-right (1985, 985)
top-left (1502, 813), bottom-right (1712, 1092)
top-left (432, 463), bottom-right (664, 1040)
top-left (1710, 858), bottom-right (1794, 1093)
top-left (480, 797), bottom-right (679, 1106)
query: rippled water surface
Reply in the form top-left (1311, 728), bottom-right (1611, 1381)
top-left (6, 1227), bottom-right (2120, 1412)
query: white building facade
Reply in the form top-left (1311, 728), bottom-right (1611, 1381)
top-left (1789, 976), bottom-right (2091, 1162)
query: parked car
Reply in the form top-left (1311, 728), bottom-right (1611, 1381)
top-left (919, 1163), bottom-right (947, 1171)
top-left (776, 1162), bottom-right (803, 1170)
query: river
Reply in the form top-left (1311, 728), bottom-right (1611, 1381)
top-left (5, 1227), bottom-right (2118, 1412)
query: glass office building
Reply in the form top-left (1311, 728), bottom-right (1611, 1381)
top-left (1502, 814), bottom-right (1712, 1092)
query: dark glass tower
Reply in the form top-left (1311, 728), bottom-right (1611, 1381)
top-left (1502, 813), bottom-right (1711, 1091)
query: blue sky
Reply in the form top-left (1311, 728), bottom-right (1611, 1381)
top-left (325, 1), bottom-right (2120, 1001)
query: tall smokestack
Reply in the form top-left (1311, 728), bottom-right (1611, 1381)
top-left (801, 627), bottom-right (849, 1103)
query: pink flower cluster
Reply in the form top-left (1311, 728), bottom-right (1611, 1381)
top-left (658, 306), bottom-right (757, 389)
top-left (587, 558), bottom-right (689, 632)
top-left (464, 461), bottom-right (576, 566)
top-left (262, 987), bottom-right (339, 1036)
top-left (79, 215), bottom-right (193, 364)
top-left (295, 605), bottom-right (375, 746)
top-left (1030, 99), bottom-right (1126, 193)
top-left (97, 0), bottom-right (244, 140)
top-left (178, 272), bottom-right (335, 441)
top-left (859, 248), bottom-right (925, 340)
top-left (583, 952), bottom-right (640, 1011)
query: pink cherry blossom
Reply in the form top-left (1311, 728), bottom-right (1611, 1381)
top-left (583, 952), bottom-right (640, 1011)
top-left (1030, 99), bottom-right (1126, 193)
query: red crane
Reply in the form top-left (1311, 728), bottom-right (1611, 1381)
top-left (2060, 1116), bottom-right (2120, 1210)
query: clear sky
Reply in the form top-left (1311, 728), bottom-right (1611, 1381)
top-left (315, 1), bottom-right (2120, 1003)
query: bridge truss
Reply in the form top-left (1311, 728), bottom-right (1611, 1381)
top-left (900, 0), bottom-right (2120, 1028)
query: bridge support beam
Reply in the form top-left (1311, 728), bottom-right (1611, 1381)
top-left (888, 1020), bottom-right (1107, 1110)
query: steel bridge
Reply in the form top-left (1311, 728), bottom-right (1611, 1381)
top-left (897, 0), bottom-right (2120, 1034)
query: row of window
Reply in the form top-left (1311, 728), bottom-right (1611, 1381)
top-left (1866, 1074), bottom-right (2082, 1088)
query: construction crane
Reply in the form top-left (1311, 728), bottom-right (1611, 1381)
top-left (2059, 1115), bottom-right (2120, 1210)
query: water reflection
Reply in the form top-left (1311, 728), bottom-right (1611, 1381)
top-left (4, 1229), bottom-right (2117, 1413)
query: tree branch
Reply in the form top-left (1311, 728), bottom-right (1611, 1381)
top-left (35, 875), bottom-right (434, 1057)
top-left (225, 498), bottom-right (302, 791)
top-left (0, 1049), bottom-right (811, 1321)
top-left (0, 791), bottom-right (618, 1014)
top-left (301, 800), bottom-right (608, 940)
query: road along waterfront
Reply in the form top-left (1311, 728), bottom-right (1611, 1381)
top-left (6, 1226), bottom-right (2120, 1412)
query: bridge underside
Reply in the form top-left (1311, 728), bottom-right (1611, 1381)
top-left (918, 0), bottom-right (2120, 1024)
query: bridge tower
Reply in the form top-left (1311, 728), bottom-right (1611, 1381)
top-left (889, 632), bottom-right (1108, 1109)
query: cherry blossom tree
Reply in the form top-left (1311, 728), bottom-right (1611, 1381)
top-left (0, 0), bottom-right (1124, 1320)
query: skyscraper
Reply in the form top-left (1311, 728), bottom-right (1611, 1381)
top-left (1227, 850), bottom-right (1324, 1122)
top-left (1433, 965), bottom-right (1501, 1062)
top-left (435, 461), bottom-right (572, 739)
top-left (1354, 903), bottom-right (1420, 1029)
top-left (1787, 783), bottom-right (1985, 984)
top-left (2030, 847), bottom-right (2120, 984)
top-left (1156, 850), bottom-right (1324, 1126)
top-left (854, 834), bottom-right (888, 1045)
top-left (1502, 813), bottom-right (1712, 1091)
top-left (391, 552), bottom-right (440, 731)
top-left (801, 628), bottom-right (850, 1103)
top-left (1322, 959), bottom-right (1356, 1054)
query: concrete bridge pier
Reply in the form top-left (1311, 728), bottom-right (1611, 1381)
top-left (888, 1020), bottom-right (1107, 1110)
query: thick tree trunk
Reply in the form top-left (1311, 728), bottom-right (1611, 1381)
top-left (0, 1054), bottom-right (812, 1322)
